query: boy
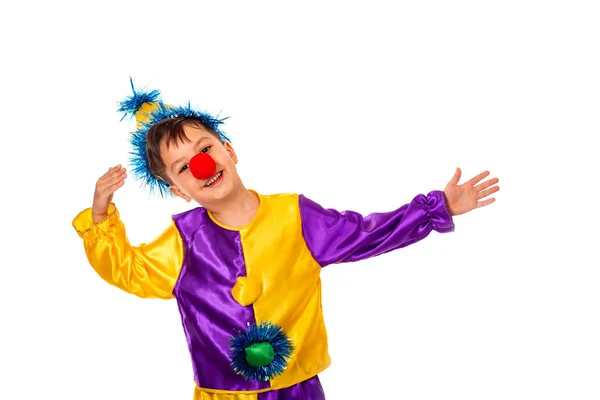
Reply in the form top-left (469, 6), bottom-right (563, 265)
top-left (73, 81), bottom-right (499, 399)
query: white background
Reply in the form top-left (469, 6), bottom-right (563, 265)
top-left (1, 1), bottom-right (599, 399)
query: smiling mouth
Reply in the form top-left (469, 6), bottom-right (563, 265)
top-left (204, 171), bottom-right (223, 187)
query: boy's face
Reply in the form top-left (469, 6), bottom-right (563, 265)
top-left (160, 123), bottom-right (241, 206)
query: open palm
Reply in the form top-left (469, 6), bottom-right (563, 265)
top-left (444, 168), bottom-right (499, 216)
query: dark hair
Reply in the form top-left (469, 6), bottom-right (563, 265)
top-left (145, 117), bottom-right (221, 185)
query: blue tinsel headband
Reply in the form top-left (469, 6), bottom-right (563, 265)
top-left (118, 78), bottom-right (230, 197)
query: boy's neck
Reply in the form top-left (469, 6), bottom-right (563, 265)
top-left (208, 188), bottom-right (260, 228)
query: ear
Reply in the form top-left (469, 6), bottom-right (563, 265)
top-left (169, 185), bottom-right (192, 202)
top-left (223, 141), bottom-right (238, 164)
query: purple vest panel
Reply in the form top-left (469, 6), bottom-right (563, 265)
top-left (172, 207), bottom-right (270, 391)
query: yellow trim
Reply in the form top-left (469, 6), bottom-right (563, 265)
top-left (193, 369), bottom-right (326, 396)
top-left (194, 389), bottom-right (257, 400)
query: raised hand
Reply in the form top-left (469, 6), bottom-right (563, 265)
top-left (92, 165), bottom-right (127, 223)
top-left (443, 168), bottom-right (499, 216)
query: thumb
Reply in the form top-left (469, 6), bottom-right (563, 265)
top-left (449, 167), bottom-right (461, 186)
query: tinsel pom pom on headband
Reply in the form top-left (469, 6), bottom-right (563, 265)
top-left (117, 78), bottom-right (230, 197)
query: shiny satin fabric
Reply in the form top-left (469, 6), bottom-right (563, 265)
top-left (172, 192), bottom-right (330, 391)
top-left (298, 190), bottom-right (455, 266)
top-left (72, 203), bottom-right (184, 298)
top-left (173, 206), bottom-right (270, 392)
top-left (72, 189), bottom-right (454, 398)
top-left (193, 375), bottom-right (325, 400)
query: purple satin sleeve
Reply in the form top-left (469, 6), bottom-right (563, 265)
top-left (298, 190), bottom-right (454, 267)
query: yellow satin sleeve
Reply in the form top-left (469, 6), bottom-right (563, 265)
top-left (72, 203), bottom-right (184, 299)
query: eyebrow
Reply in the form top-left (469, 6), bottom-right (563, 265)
top-left (170, 136), bottom-right (211, 174)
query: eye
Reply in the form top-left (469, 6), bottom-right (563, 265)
top-left (179, 164), bottom-right (189, 174)
top-left (201, 146), bottom-right (211, 153)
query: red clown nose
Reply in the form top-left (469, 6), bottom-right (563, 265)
top-left (189, 153), bottom-right (217, 180)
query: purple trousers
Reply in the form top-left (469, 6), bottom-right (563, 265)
top-left (259, 376), bottom-right (325, 400)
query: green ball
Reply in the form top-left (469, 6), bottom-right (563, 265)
top-left (244, 342), bottom-right (275, 367)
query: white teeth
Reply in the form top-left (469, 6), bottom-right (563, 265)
top-left (205, 171), bottom-right (222, 187)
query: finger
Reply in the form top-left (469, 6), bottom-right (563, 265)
top-left (97, 166), bottom-right (126, 185)
top-left (98, 164), bottom-right (124, 179)
top-left (105, 179), bottom-right (126, 193)
top-left (477, 197), bottom-right (496, 208)
top-left (104, 164), bottom-right (122, 175)
top-left (466, 170), bottom-right (490, 187)
top-left (473, 177), bottom-right (499, 192)
top-left (477, 186), bottom-right (499, 199)
top-left (448, 167), bottom-right (461, 186)
top-left (98, 171), bottom-right (127, 193)
top-left (98, 178), bottom-right (126, 198)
